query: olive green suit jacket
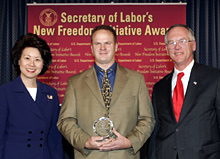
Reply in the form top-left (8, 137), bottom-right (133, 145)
top-left (57, 64), bottom-right (155, 159)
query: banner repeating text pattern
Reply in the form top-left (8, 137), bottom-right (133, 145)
top-left (28, 4), bottom-right (186, 103)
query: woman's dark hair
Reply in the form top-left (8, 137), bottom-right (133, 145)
top-left (11, 33), bottom-right (52, 76)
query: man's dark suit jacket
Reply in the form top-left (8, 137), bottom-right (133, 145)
top-left (149, 62), bottom-right (220, 159)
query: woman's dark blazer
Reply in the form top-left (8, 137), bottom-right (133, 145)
top-left (0, 75), bottom-right (63, 159)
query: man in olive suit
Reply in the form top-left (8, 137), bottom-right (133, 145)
top-left (57, 25), bottom-right (155, 159)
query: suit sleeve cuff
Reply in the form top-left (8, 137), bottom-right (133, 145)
top-left (78, 135), bottom-right (91, 156)
top-left (126, 135), bottom-right (139, 154)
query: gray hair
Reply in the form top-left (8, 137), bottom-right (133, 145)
top-left (164, 24), bottom-right (195, 44)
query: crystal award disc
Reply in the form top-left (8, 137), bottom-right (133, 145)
top-left (93, 117), bottom-right (113, 138)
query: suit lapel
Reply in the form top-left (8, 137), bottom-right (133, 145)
top-left (13, 76), bottom-right (44, 119)
top-left (110, 65), bottom-right (128, 106)
top-left (164, 71), bottom-right (177, 122)
top-left (35, 80), bottom-right (51, 119)
top-left (85, 66), bottom-right (104, 106)
top-left (178, 62), bottom-right (201, 123)
top-left (84, 65), bottom-right (129, 107)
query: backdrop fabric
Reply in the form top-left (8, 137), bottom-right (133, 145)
top-left (27, 3), bottom-right (186, 103)
top-left (1, 0), bottom-right (220, 86)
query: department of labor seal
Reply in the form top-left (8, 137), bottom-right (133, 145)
top-left (39, 8), bottom-right (58, 27)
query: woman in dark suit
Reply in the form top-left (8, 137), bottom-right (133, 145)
top-left (0, 33), bottom-right (63, 159)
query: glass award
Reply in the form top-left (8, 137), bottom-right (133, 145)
top-left (93, 117), bottom-right (113, 138)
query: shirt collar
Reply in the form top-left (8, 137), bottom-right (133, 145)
top-left (94, 61), bottom-right (117, 75)
top-left (173, 59), bottom-right (194, 77)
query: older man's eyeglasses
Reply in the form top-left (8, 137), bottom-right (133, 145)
top-left (166, 39), bottom-right (194, 50)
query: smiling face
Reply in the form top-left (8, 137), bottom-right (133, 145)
top-left (91, 29), bottom-right (118, 70)
top-left (19, 47), bottom-right (43, 83)
top-left (166, 26), bottom-right (196, 71)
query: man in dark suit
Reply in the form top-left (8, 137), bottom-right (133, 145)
top-left (148, 24), bottom-right (220, 159)
top-left (57, 25), bottom-right (155, 159)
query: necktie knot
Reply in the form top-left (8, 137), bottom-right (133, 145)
top-left (100, 69), bottom-right (112, 76)
top-left (178, 72), bottom-right (184, 79)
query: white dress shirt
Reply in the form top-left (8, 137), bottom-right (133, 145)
top-left (172, 60), bottom-right (194, 97)
top-left (27, 87), bottom-right (37, 101)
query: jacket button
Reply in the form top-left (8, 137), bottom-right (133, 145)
top-left (40, 137), bottom-right (43, 140)
top-left (28, 131), bottom-right (32, 134)
top-left (40, 131), bottom-right (44, 134)
top-left (176, 129), bottom-right (179, 132)
top-left (173, 146), bottom-right (177, 150)
top-left (39, 144), bottom-right (43, 147)
top-left (27, 144), bottom-right (31, 147)
top-left (27, 138), bottom-right (31, 141)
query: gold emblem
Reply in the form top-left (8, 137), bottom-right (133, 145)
top-left (47, 95), bottom-right (53, 100)
top-left (39, 8), bottom-right (58, 27)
